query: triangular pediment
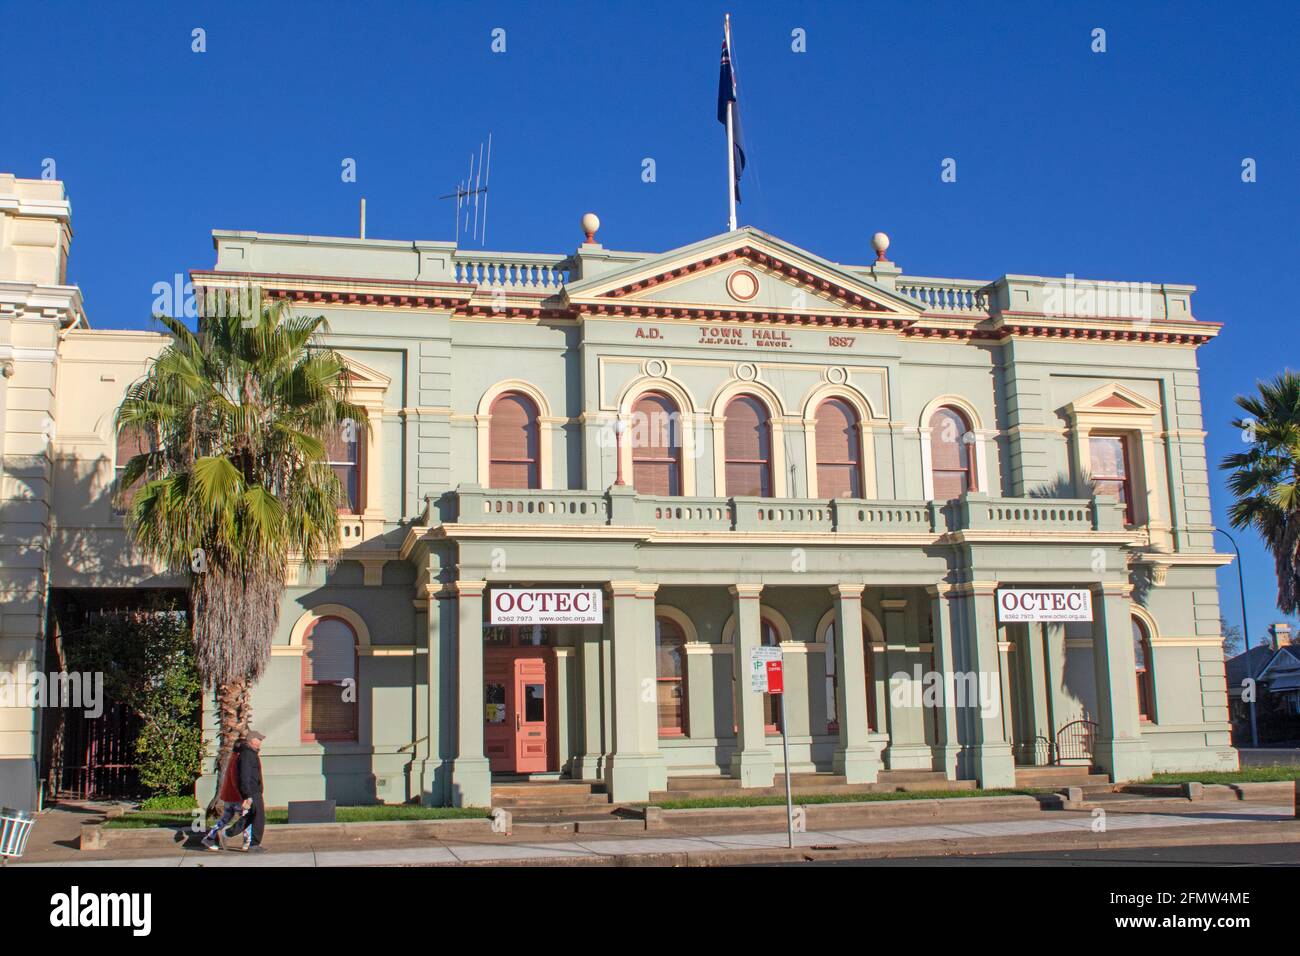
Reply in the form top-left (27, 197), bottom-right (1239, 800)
top-left (339, 355), bottom-right (391, 393)
top-left (563, 227), bottom-right (922, 320)
top-left (1067, 382), bottom-right (1161, 417)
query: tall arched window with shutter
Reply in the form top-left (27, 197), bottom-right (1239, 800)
top-left (1133, 616), bottom-right (1155, 722)
top-left (815, 398), bottom-right (861, 498)
top-left (632, 392), bottom-right (682, 496)
top-left (928, 406), bottom-right (976, 500)
top-left (655, 616), bottom-right (687, 735)
top-left (724, 395), bottom-right (772, 497)
top-left (488, 392), bottom-right (540, 489)
top-left (301, 616), bottom-right (359, 742)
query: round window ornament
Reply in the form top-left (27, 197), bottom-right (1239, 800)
top-left (726, 268), bottom-right (760, 302)
top-left (645, 358), bottom-right (667, 378)
top-left (826, 367), bottom-right (848, 385)
top-left (736, 362), bottom-right (758, 382)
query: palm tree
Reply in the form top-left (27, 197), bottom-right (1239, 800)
top-left (1221, 370), bottom-right (1300, 614)
top-left (115, 296), bottom-right (367, 802)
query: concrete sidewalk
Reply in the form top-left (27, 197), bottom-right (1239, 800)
top-left (15, 802), bottom-right (1295, 868)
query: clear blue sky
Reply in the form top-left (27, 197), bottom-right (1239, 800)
top-left (4, 0), bottom-right (1297, 646)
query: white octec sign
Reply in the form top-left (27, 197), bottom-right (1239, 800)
top-left (489, 589), bottom-right (603, 625)
top-left (997, 588), bottom-right (1093, 623)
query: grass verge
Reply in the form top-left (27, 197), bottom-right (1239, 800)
top-left (103, 804), bottom-right (489, 830)
top-left (1149, 766), bottom-right (1300, 785)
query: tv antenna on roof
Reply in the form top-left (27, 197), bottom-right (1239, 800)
top-left (438, 133), bottom-right (492, 246)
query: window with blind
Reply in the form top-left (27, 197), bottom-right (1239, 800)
top-left (1133, 617), bottom-right (1155, 722)
top-left (1089, 434), bottom-right (1135, 524)
top-left (724, 395), bottom-right (772, 497)
top-left (815, 398), bottom-right (861, 498)
top-left (325, 425), bottom-right (363, 513)
top-left (631, 392), bottom-right (682, 496)
top-left (928, 406), bottom-right (975, 500)
top-left (301, 617), bottom-right (358, 742)
top-left (655, 616), bottom-right (687, 735)
top-left (114, 426), bottom-right (148, 514)
top-left (488, 392), bottom-right (540, 489)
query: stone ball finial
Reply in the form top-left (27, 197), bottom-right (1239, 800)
top-left (872, 231), bottom-right (890, 262)
top-left (581, 212), bottom-right (601, 244)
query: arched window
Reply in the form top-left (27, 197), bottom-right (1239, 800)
top-left (488, 392), bottom-right (540, 489)
top-left (325, 424), bottom-right (364, 513)
top-left (761, 618), bottom-right (782, 733)
top-left (815, 398), bottom-right (861, 498)
top-left (302, 616), bottom-right (358, 742)
top-left (929, 406), bottom-right (976, 500)
top-left (655, 616), bottom-right (687, 735)
top-left (724, 395), bottom-right (772, 497)
top-left (632, 392), bottom-right (682, 496)
top-left (1133, 616), bottom-right (1155, 722)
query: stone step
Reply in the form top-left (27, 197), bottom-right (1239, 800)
top-left (1014, 767), bottom-right (1112, 789)
top-left (491, 793), bottom-right (611, 809)
top-left (490, 781), bottom-right (603, 799)
top-left (650, 777), bottom-right (976, 803)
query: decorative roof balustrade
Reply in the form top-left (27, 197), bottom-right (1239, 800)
top-left (434, 486), bottom-right (1126, 539)
top-left (896, 276), bottom-right (993, 316)
top-left (451, 252), bottom-right (571, 291)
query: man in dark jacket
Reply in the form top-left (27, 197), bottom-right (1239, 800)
top-left (226, 729), bottom-right (266, 852)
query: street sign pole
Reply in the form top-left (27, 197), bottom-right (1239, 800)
top-left (781, 711), bottom-right (793, 848)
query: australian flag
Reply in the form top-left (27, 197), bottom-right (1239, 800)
top-left (717, 30), bottom-right (746, 203)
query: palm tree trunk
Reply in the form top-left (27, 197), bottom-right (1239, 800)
top-left (207, 677), bottom-right (251, 813)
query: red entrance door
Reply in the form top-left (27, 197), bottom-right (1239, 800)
top-left (484, 652), bottom-right (550, 773)
top-left (513, 657), bottom-right (548, 773)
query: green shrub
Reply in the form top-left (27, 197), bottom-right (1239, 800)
top-left (140, 794), bottom-right (199, 811)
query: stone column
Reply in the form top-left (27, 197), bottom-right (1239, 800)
top-left (959, 583), bottom-right (1016, 788)
top-left (450, 580), bottom-right (491, 807)
top-left (830, 585), bottom-right (880, 783)
top-left (729, 584), bottom-right (776, 787)
top-left (604, 582), bottom-right (666, 802)
top-left (927, 586), bottom-right (961, 779)
top-left (1022, 623), bottom-right (1052, 760)
top-left (573, 625), bottom-right (606, 780)
top-left (1090, 583), bottom-right (1152, 781)
top-left (419, 583), bottom-right (453, 804)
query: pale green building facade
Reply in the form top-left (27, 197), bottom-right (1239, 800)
top-left (0, 179), bottom-right (1238, 809)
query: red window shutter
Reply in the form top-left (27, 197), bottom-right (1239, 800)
top-left (115, 426), bottom-right (149, 509)
top-left (929, 407), bottom-right (974, 500)
top-left (724, 395), bottom-right (772, 497)
top-left (489, 392), bottom-right (540, 489)
top-left (632, 392), bottom-right (682, 496)
top-left (815, 398), bottom-right (861, 498)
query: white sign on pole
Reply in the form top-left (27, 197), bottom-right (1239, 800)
top-left (749, 646), bottom-right (782, 692)
top-left (489, 589), bottom-right (603, 625)
top-left (996, 588), bottom-right (1093, 623)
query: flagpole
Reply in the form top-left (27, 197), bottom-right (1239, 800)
top-left (725, 14), bottom-right (737, 232)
